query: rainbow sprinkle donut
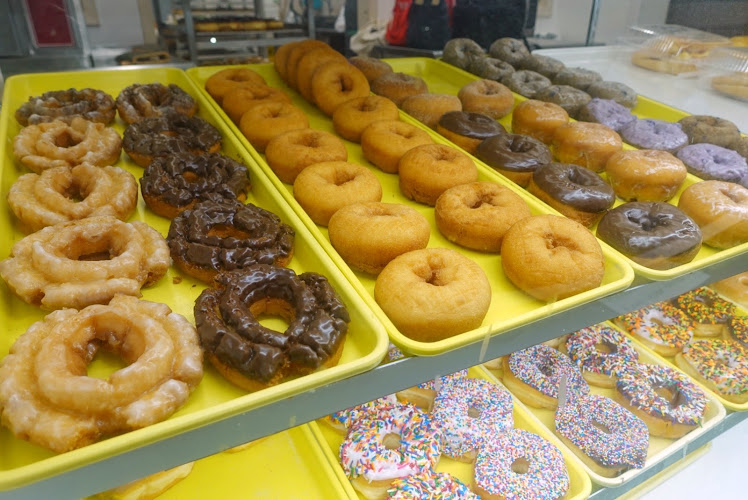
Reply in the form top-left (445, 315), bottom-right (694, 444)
top-left (676, 287), bottom-right (735, 337)
top-left (728, 316), bottom-right (748, 348)
top-left (615, 302), bottom-right (693, 356)
top-left (340, 402), bottom-right (440, 498)
top-left (474, 428), bottom-right (569, 500)
top-left (564, 323), bottom-right (639, 388)
top-left (386, 470), bottom-right (478, 499)
top-left (325, 395), bottom-right (397, 433)
top-left (615, 363), bottom-right (708, 438)
top-left (555, 393), bottom-right (648, 477)
top-left (504, 344), bottom-right (590, 409)
top-left (676, 339), bottom-right (748, 404)
top-left (431, 377), bottom-right (514, 462)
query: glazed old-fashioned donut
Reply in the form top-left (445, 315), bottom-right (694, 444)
top-left (467, 57), bottom-right (515, 82)
top-left (476, 133), bottom-right (552, 187)
top-left (552, 121), bottom-right (623, 172)
top-left (332, 95), bottom-right (400, 142)
top-left (436, 111), bottom-right (506, 154)
top-left (675, 287), bottom-right (736, 337)
top-left (123, 114), bottom-right (222, 167)
top-left (400, 93), bottom-right (462, 130)
top-left (15, 88), bottom-right (116, 125)
top-left (361, 119), bottom-right (433, 173)
top-left (116, 83), bottom-right (197, 124)
top-left (371, 72), bottom-right (429, 107)
top-left (614, 302), bottom-right (694, 356)
top-left (555, 393), bottom-right (648, 477)
top-left (0, 294), bottom-right (202, 453)
top-left (678, 115), bottom-right (741, 148)
top-left (293, 161), bottom-right (382, 226)
top-left (14, 117), bottom-right (122, 172)
top-left (676, 340), bottom-right (748, 404)
top-left (398, 144), bottom-right (478, 206)
top-left (457, 79), bottom-right (514, 119)
top-left (520, 54), bottom-right (566, 79)
top-left (501, 70), bottom-right (552, 99)
top-left (296, 47), bottom-right (347, 101)
top-left (442, 38), bottom-right (485, 69)
top-left (435, 181), bottom-right (531, 252)
top-left (328, 202), bottom-right (430, 274)
top-left (615, 363), bottom-right (708, 438)
top-left (678, 181), bottom-right (748, 248)
top-left (605, 149), bottom-right (688, 202)
top-left (502, 214), bottom-right (605, 301)
top-left (553, 67), bottom-right (603, 90)
top-left (195, 264), bottom-right (349, 391)
top-left (711, 272), bottom-right (748, 310)
top-left (534, 84), bottom-right (591, 118)
top-left (374, 248), bottom-right (492, 341)
top-left (529, 163), bottom-right (615, 227)
top-left (221, 84), bottom-right (291, 124)
top-left (620, 119), bottom-right (688, 153)
top-left (597, 202), bottom-right (702, 270)
top-left (577, 98), bottom-right (636, 131)
top-left (676, 144), bottom-right (748, 185)
top-left (348, 56), bottom-right (393, 83)
top-left (8, 164), bottom-right (137, 233)
top-left (310, 60), bottom-right (370, 116)
top-left (0, 216), bottom-right (169, 310)
top-left (511, 99), bottom-right (570, 145)
top-left (562, 323), bottom-right (640, 388)
top-left (205, 67), bottom-right (266, 104)
top-left (586, 81), bottom-right (638, 109)
top-left (503, 344), bottom-right (590, 409)
top-left (168, 200), bottom-right (294, 283)
top-left (264, 129), bottom-right (348, 184)
top-left (489, 37), bottom-right (530, 66)
top-left (140, 152), bottom-right (250, 219)
top-left (238, 101), bottom-right (309, 153)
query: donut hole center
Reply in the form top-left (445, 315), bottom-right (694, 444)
top-left (334, 170), bottom-right (356, 186)
top-left (397, 130), bottom-right (415, 140)
top-left (654, 384), bottom-right (687, 407)
top-left (65, 235), bottom-right (122, 261)
top-left (297, 135), bottom-right (320, 148)
top-left (538, 362), bottom-right (554, 378)
top-left (467, 406), bottom-right (481, 419)
top-left (82, 322), bottom-right (144, 380)
top-left (594, 341), bottom-right (617, 355)
top-left (469, 194), bottom-right (495, 209)
top-left (544, 233), bottom-right (576, 252)
top-left (63, 179), bottom-right (90, 203)
top-left (591, 419), bottom-right (613, 434)
top-left (249, 298), bottom-right (295, 333)
top-left (567, 169), bottom-right (593, 186)
top-left (383, 432), bottom-right (402, 450)
top-left (720, 188), bottom-right (744, 203)
top-left (360, 101), bottom-right (378, 112)
top-left (511, 457), bottom-right (531, 475)
top-left (54, 130), bottom-right (82, 148)
top-left (182, 171), bottom-right (200, 183)
top-left (509, 137), bottom-right (535, 153)
top-left (425, 268), bottom-right (447, 287)
top-left (207, 224), bottom-right (252, 240)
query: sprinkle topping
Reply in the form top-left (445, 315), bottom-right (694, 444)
top-left (676, 287), bottom-right (735, 325)
top-left (508, 344), bottom-right (590, 400)
top-left (616, 302), bottom-right (693, 349)
top-left (327, 395), bottom-right (398, 430)
top-left (387, 470), bottom-right (479, 499)
top-left (386, 342), bottom-right (468, 390)
top-left (565, 324), bottom-right (639, 378)
top-left (728, 316), bottom-right (748, 348)
top-left (682, 340), bottom-right (748, 395)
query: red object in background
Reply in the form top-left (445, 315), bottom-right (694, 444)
top-left (25, 0), bottom-right (74, 47)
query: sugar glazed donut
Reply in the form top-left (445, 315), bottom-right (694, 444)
top-left (310, 60), bottom-right (370, 115)
top-left (239, 101), bottom-right (309, 153)
top-left (511, 99), bottom-right (570, 145)
top-left (711, 272), bottom-right (748, 310)
top-left (676, 340), bottom-right (748, 404)
top-left (264, 129), bottom-right (348, 184)
top-left (605, 149), bottom-right (687, 202)
top-left (675, 287), bottom-right (736, 337)
top-left (502, 214), bottom-right (605, 301)
top-left (371, 72), bottom-right (429, 107)
top-left (375, 248), bottom-right (492, 342)
top-left (457, 79), bottom-right (514, 119)
top-left (116, 83), bottom-right (198, 124)
top-left (14, 117), bottom-right (122, 173)
top-left (552, 121), bottom-right (623, 172)
top-left (8, 164), bottom-right (137, 233)
top-left (328, 202), bottom-right (430, 274)
top-left (615, 302), bottom-right (694, 356)
top-left (332, 95), bottom-right (400, 142)
top-left (476, 134), bottom-right (552, 187)
top-left (361, 120), bottom-right (433, 173)
top-left (401, 93), bottom-right (462, 130)
top-left (15, 88), bottom-right (116, 125)
top-left (0, 216), bottom-right (169, 310)
top-left (562, 323), bottom-right (640, 388)
top-left (293, 161), bottom-right (382, 226)
top-left (140, 152), bottom-right (250, 218)
top-left (435, 181), bottom-right (531, 252)
top-left (195, 264), bottom-right (349, 391)
top-left (205, 67), bottom-right (266, 104)
top-left (0, 294), bottom-right (202, 453)
top-left (398, 144), bottom-right (478, 206)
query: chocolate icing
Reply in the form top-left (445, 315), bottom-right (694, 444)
top-left (15, 88), bottom-right (116, 126)
top-left (476, 134), bottom-right (551, 172)
top-left (167, 200), bottom-right (294, 274)
top-left (438, 111), bottom-right (506, 139)
top-left (195, 264), bottom-right (349, 382)
top-left (123, 113), bottom-right (221, 156)
top-left (116, 83), bottom-right (197, 123)
top-left (532, 163), bottom-right (614, 213)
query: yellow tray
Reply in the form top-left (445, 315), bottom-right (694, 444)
top-left (485, 323), bottom-right (727, 487)
top-left (0, 68), bottom-right (388, 491)
top-left (185, 64), bottom-right (634, 357)
top-left (309, 366), bottom-right (592, 500)
top-left (385, 58), bottom-right (748, 281)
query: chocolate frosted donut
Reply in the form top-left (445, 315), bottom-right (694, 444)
top-left (676, 144), bottom-right (748, 184)
top-left (195, 264), bottom-right (349, 390)
top-left (489, 37), bottom-right (530, 66)
top-left (141, 152), bottom-right (250, 218)
top-left (597, 202), bottom-right (702, 270)
top-left (468, 57), bottom-right (515, 81)
top-left (123, 114), bottom-right (222, 167)
top-left (533, 85), bottom-right (591, 117)
top-left (577, 98), bottom-right (636, 131)
top-left (168, 200), bottom-right (294, 282)
top-left (476, 133), bottom-right (551, 187)
top-left (15, 88), bottom-right (116, 126)
top-left (437, 111), bottom-right (506, 153)
top-left (520, 54), bottom-right (566, 79)
top-left (586, 81), bottom-right (638, 109)
top-left (553, 67), bottom-right (603, 90)
top-left (620, 119), bottom-right (688, 153)
top-left (501, 70), bottom-right (551, 99)
top-left (678, 115), bottom-right (741, 148)
top-left (443, 38), bottom-right (485, 69)
top-left (116, 83), bottom-right (197, 124)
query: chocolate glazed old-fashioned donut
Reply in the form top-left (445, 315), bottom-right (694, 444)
top-left (597, 202), bottom-right (702, 270)
top-left (476, 133), bottom-right (551, 187)
top-left (195, 264), bottom-right (349, 390)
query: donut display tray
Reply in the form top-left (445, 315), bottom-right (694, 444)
top-left (185, 64), bottom-right (634, 357)
top-left (0, 68), bottom-right (388, 492)
top-left (309, 366), bottom-right (592, 500)
top-left (382, 57), bottom-right (748, 281)
top-left (485, 324), bottom-right (726, 487)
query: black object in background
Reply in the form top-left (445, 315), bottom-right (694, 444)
top-left (452, 0), bottom-right (529, 48)
top-left (406, 0), bottom-right (452, 50)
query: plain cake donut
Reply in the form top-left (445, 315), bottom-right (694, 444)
top-left (457, 79), bottom-right (514, 119)
top-left (398, 144), bottom-right (478, 206)
top-left (348, 56), bottom-right (393, 83)
top-left (221, 85), bottom-right (291, 124)
top-left (310, 60), bottom-right (370, 116)
top-left (678, 180), bottom-right (748, 248)
top-left (401, 93), bottom-right (462, 130)
top-left (205, 68), bottom-right (266, 104)
top-left (332, 95), bottom-right (399, 143)
top-left (360, 120), bottom-right (433, 173)
top-left (605, 149), bottom-right (688, 202)
top-left (264, 129), bottom-right (348, 184)
top-left (238, 101), bottom-right (309, 153)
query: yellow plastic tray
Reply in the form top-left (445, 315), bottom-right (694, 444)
top-left (485, 324), bottom-right (727, 487)
top-left (186, 64), bottom-right (634, 357)
top-left (384, 58), bottom-right (748, 281)
top-left (309, 366), bottom-right (592, 500)
top-left (0, 68), bottom-right (388, 491)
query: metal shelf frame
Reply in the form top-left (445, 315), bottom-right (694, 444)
top-left (2, 249), bottom-right (746, 499)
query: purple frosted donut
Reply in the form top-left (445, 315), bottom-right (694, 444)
top-left (620, 118), bottom-right (688, 153)
top-left (577, 98), bottom-right (636, 131)
top-left (676, 143), bottom-right (748, 184)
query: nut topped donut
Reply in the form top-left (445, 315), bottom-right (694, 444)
top-left (116, 83), bottom-right (198, 124)
top-left (15, 88), bottom-right (116, 125)
top-left (195, 264), bottom-right (349, 391)
top-left (167, 200), bottom-right (295, 283)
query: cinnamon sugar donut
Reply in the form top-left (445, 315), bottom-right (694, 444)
top-left (511, 100), bottom-right (570, 145)
top-left (332, 95), bottom-right (399, 143)
top-left (401, 93), bottom-right (462, 130)
top-left (371, 72), bottom-right (429, 107)
top-left (348, 56), bottom-right (393, 83)
top-left (552, 121), bottom-right (623, 172)
top-left (264, 129), bottom-right (348, 184)
top-left (238, 101), bottom-right (309, 153)
top-left (221, 85), bottom-right (291, 124)
top-left (458, 79), bottom-right (514, 119)
top-left (205, 68), bottom-right (266, 104)
top-left (398, 144), bottom-right (478, 205)
top-left (310, 60), bottom-right (370, 115)
top-left (360, 120), bottom-right (433, 174)
top-left (678, 180), bottom-right (748, 248)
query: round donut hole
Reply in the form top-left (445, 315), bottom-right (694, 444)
top-left (66, 236), bottom-right (119, 261)
top-left (206, 224), bottom-right (252, 240)
top-left (511, 457), bottom-right (532, 474)
top-left (591, 419), bottom-right (613, 435)
top-left (249, 297), bottom-right (294, 334)
top-left (383, 432), bottom-right (402, 450)
top-left (182, 171), bottom-right (200, 183)
top-left (63, 180), bottom-right (89, 203)
top-left (543, 233), bottom-right (578, 252)
top-left (54, 130), bottom-right (82, 148)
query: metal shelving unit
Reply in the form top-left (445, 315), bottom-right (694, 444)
top-left (2, 248), bottom-right (746, 499)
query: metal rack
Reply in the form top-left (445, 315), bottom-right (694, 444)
top-left (2, 249), bottom-right (746, 499)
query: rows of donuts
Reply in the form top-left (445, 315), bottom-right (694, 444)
top-left (0, 73), bottom-right (354, 469)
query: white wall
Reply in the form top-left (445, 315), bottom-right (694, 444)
top-left (86, 0), bottom-right (144, 48)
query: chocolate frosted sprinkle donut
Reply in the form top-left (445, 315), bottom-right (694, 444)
top-left (141, 152), bottom-right (250, 219)
top-left (501, 70), bottom-right (551, 99)
top-left (123, 114), bottom-right (222, 167)
top-left (116, 83), bottom-right (198, 124)
top-left (195, 264), bottom-right (349, 390)
top-left (15, 88), bottom-right (116, 126)
top-left (168, 200), bottom-right (294, 283)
